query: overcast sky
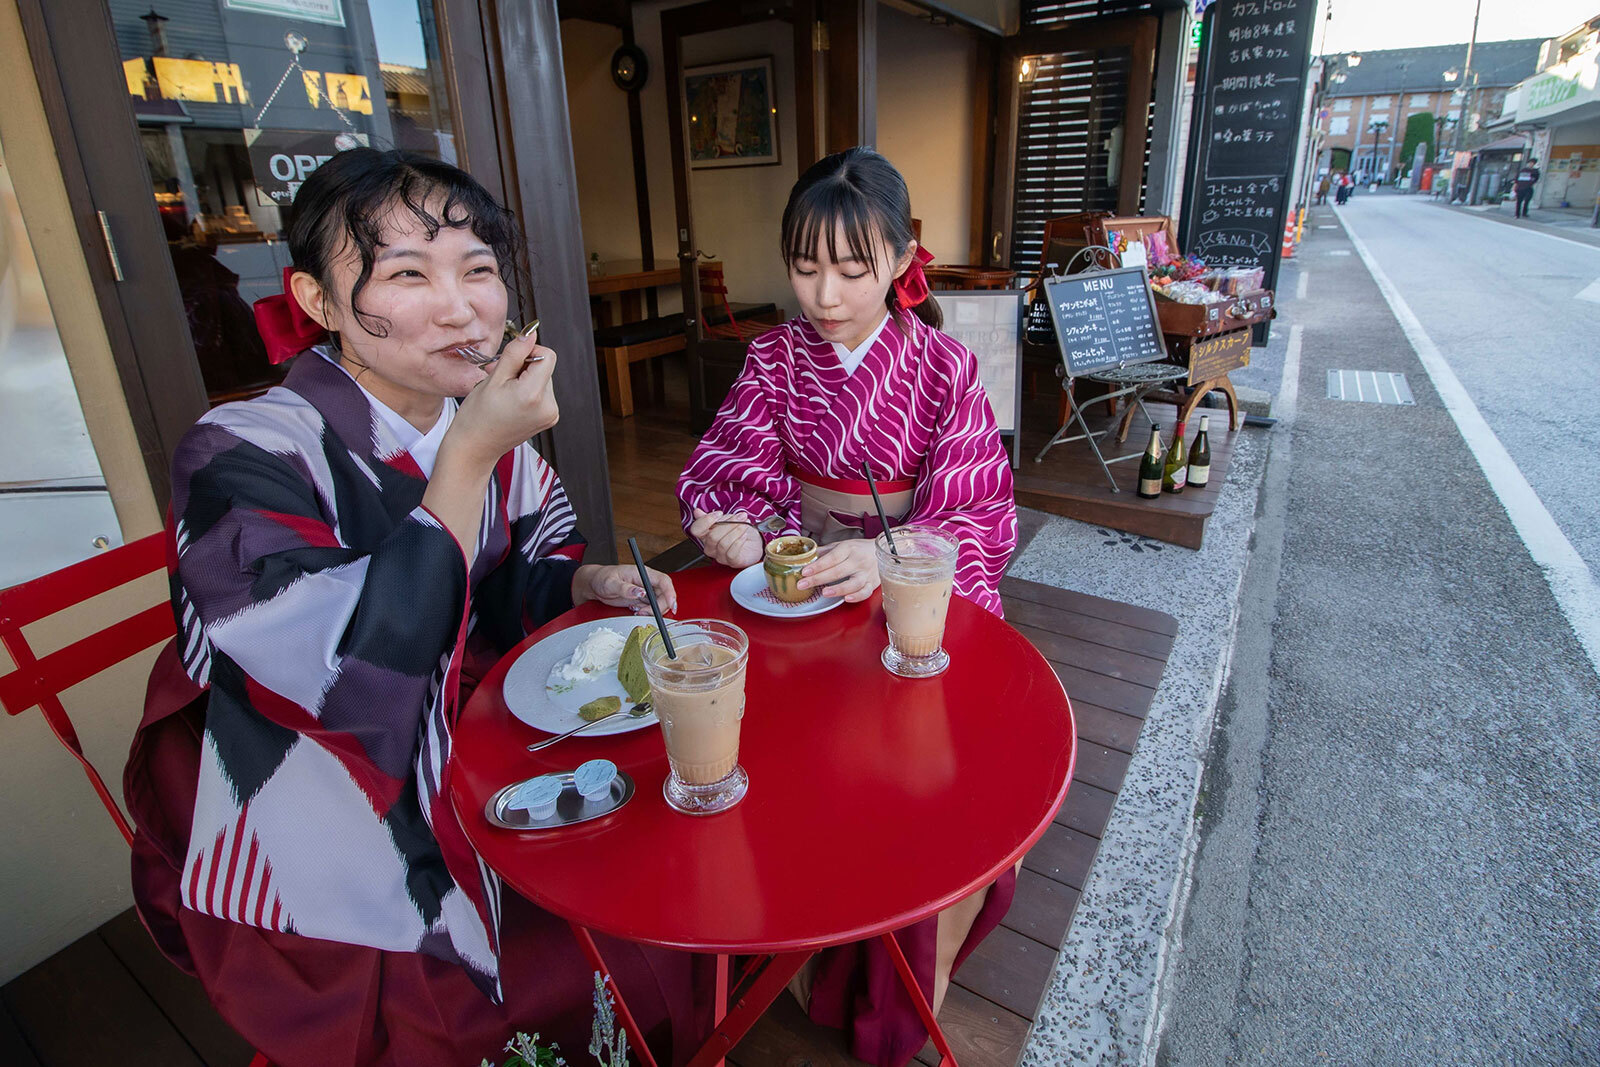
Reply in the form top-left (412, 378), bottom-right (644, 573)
top-left (1317, 0), bottom-right (1595, 55)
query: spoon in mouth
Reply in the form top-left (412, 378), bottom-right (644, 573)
top-left (454, 319), bottom-right (543, 367)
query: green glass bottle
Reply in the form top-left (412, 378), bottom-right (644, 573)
top-left (1137, 426), bottom-right (1163, 499)
top-left (1162, 421), bottom-right (1188, 494)
top-left (1187, 415), bottom-right (1212, 488)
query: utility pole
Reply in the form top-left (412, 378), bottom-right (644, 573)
top-left (1449, 0), bottom-right (1484, 201)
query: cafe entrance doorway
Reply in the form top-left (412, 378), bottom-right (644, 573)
top-left (17, 0), bottom-right (616, 554)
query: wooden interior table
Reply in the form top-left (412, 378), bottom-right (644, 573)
top-left (589, 260), bottom-right (681, 326)
top-left (925, 265), bottom-right (1018, 291)
top-left (450, 566), bottom-right (1076, 1067)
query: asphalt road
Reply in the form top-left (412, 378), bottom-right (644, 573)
top-left (1156, 197), bottom-right (1600, 1066)
top-left (1337, 196), bottom-right (1600, 576)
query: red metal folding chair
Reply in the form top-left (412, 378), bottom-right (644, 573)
top-left (0, 533), bottom-right (272, 1067)
top-left (0, 534), bottom-right (173, 844)
top-left (698, 261), bottom-right (772, 342)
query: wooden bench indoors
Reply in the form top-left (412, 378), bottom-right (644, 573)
top-left (593, 261), bottom-right (783, 417)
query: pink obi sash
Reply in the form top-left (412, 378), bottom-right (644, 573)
top-left (786, 464), bottom-right (914, 545)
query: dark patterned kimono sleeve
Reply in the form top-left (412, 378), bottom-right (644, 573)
top-left (468, 445), bottom-right (587, 652)
top-left (171, 422), bottom-right (469, 788)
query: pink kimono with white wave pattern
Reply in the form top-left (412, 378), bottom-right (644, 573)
top-left (677, 313), bottom-right (1017, 616)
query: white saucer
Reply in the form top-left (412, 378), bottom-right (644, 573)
top-left (728, 563), bottom-right (845, 619)
top-left (503, 619), bottom-right (660, 737)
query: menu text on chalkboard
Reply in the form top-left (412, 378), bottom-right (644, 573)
top-left (1044, 268), bottom-right (1169, 378)
top-left (1179, 0), bottom-right (1315, 303)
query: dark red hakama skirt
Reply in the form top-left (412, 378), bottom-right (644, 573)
top-left (126, 643), bottom-right (712, 1067)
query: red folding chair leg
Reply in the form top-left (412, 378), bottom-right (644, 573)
top-left (38, 697), bottom-right (135, 845)
top-left (881, 930), bottom-right (959, 1067)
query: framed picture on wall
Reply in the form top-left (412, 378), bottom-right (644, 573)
top-left (684, 57), bottom-right (779, 168)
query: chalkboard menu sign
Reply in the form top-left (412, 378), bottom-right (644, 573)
top-left (1179, 0), bottom-right (1316, 303)
top-left (1043, 268), bottom-right (1169, 377)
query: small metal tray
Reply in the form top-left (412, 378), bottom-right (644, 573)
top-left (485, 770), bottom-right (635, 830)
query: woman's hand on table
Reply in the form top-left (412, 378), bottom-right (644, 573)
top-left (446, 328), bottom-right (560, 467)
top-left (573, 564), bottom-right (678, 615)
top-left (688, 508), bottom-right (764, 569)
top-left (799, 539), bottom-right (880, 602)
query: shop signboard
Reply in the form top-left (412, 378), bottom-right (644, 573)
top-left (246, 128), bottom-right (367, 205)
top-left (1043, 267), bottom-right (1168, 378)
top-left (1522, 60), bottom-right (1599, 120)
top-left (224, 0), bottom-right (346, 26)
top-left (937, 290), bottom-right (1025, 467)
top-left (1179, 0), bottom-right (1317, 342)
top-left (1187, 327), bottom-right (1251, 386)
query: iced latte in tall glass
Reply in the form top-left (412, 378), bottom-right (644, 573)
top-left (875, 525), bottom-right (958, 678)
top-left (642, 620), bottom-right (750, 815)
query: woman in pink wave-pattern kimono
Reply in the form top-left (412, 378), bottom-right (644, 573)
top-left (124, 149), bottom-right (712, 1067)
top-left (676, 147), bottom-right (1019, 1067)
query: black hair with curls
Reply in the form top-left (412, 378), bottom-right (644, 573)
top-left (779, 146), bottom-right (941, 330)
top-left (286, 148), bottom-right (523, 339)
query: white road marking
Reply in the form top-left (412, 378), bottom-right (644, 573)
top-left (1341, 213), bottom-right (1600, 675)
top-left (1327, 250), bottom-right (1351, 256)
top-left (1576, 278), bottom-right (1600, 303)
top-left (1296, 271), bottom-right (1309, 300)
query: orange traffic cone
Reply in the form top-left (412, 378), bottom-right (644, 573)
top-left (1281, 218), bottom-right (1296, 259)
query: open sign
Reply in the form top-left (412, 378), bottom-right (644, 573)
top-left (246, 129), bottom-right (367, 207)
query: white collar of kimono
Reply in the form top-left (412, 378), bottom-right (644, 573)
top-left (317, 348), bottom-right (456, 478)
top-left (829, 312), bottom-right (891, 376)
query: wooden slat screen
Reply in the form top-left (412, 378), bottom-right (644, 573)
top-left (1009, 49), bottom-right (1134, 270)
top-left (1022, 0), bottom-right (1163, 28)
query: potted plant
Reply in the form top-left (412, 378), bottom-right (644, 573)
top-left (480, 973), bottom-right (631, 1067)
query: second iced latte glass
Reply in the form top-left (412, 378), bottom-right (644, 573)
top-left (875, 525), bottom-right (958, 678)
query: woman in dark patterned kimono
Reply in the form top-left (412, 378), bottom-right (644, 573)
top-left (125, 149), bottom-right (710, 1067)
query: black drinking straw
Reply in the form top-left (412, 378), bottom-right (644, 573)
top-left (861, 461), bottom-right (900, 557)
top-left (627, 536), bottom-right (675, 659)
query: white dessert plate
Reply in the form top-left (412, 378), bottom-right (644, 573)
top-left (729, 563), bottom-right (845, 619)
top-left (503, 618), bottom-right (659, 737)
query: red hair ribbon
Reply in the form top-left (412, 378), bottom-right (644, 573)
top-left (892, 245), bottom-right (936, 310)
top-left (253, 266), bottom-right (328, 364)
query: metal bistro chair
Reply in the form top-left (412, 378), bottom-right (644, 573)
top-left (697, 260), bottom-right (777, 343)
top-left (0, 533), bottom-right (272, 1067)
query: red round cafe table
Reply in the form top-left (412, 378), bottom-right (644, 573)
top-left (449, 565), bottom-right (1074, 1067)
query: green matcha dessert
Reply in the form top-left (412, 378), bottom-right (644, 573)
top-left (578, 695), bottom-right (622, 722)
top-left (617, 625), bottom-right (652, 703)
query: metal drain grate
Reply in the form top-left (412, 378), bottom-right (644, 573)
top-left (1327, 370), bottom-right (1415, 405)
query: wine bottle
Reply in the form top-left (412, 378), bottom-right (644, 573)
top-left (1187, 415), bottom-right (1212, 488)
top-left (1137, 426), bottom-right (1163, 498)
top-left (1162, 421), bottom-right (1187, 493)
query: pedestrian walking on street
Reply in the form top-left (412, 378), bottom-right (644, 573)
top-left (1335, 172), bottom-right (1354, 205)
top-left (1316, 173), bottom-right (1331, 205)
top-left (1513, 158), bottom-right (1540, 218)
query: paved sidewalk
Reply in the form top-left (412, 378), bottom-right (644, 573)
top-left (1012, 261), bottom-right (1305, 1064)
top-left (1442, 198), bottom-right (1600, 249)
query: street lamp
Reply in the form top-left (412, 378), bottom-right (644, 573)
top-left (1368, 118), bottom-right (1389, 186)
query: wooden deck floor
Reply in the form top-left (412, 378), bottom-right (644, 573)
top-left (1013, 391), bottom-right (1237, 551)
top-left (4, 355), bottom-right (1178, 1067)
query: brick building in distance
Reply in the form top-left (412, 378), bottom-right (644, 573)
top-left (1315, 39), bottom-right (1543, 183)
